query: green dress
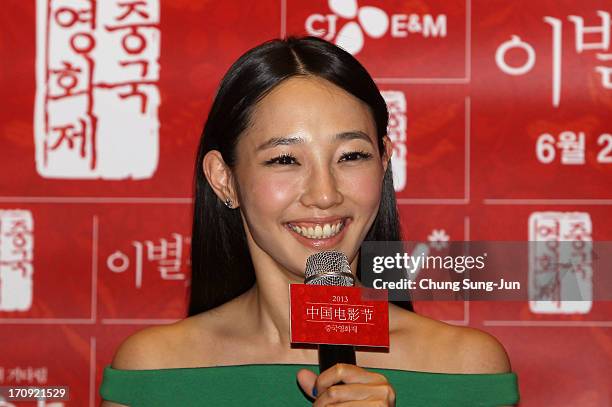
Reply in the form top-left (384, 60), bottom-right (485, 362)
top-left (99, 363), bottom-right (519, 406)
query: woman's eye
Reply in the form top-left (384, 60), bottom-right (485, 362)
top-left (339, 151), bottom-right (373, 162)
top-left (264, 153), bottom-right (299, 166)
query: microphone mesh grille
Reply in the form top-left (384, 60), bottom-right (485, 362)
top-left (304, 251), bottom-right (354, 286)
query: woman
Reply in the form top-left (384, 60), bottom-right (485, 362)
top-left (100, 36), bottom-right (519, 406)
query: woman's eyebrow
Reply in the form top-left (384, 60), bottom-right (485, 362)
top-left (334, 130), bottom-right (372, 144)
top-left (256, 131), bottom-right (372, 151)
top-left (256, 136), bottom-right (304, 151)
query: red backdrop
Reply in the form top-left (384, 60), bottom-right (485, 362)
top-left (1, 0), bottom-right (611, 405)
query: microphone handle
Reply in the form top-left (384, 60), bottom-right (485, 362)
top-left (318, 344), bottom-right (356, 373)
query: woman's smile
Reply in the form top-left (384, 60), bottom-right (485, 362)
top-left (284, 217), bottom-right (352, 249)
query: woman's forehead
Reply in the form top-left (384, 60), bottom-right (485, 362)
top-left (243, 76), bottom-right (376, 145)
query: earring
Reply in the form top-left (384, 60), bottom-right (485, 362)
top-left (224, 197), bottom-right (233, 209)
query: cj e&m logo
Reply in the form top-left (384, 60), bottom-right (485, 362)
top-left (305, 0), bottom-right (447, 55)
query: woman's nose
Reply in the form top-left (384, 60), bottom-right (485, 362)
top-left (300, 166), bottom-right (343, 209)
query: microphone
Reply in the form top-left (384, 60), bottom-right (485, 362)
top-left (304, 251), bottom-right (357, 373)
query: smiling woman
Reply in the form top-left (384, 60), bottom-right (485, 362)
top-left (99, 36), bottom-right (519, 407)
top-left (218, 75), bottom-right (390, 270)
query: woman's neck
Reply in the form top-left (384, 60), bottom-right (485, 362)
top-left (244, 281), bottom-right (293, 346)
top-left (243, 245), bottom-right (362, 343)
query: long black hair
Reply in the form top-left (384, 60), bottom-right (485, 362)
top-left (188, 36), bottom-right (412, 316)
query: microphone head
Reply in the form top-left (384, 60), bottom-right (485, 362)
top-left (304, 250), bottom-right (355, 286)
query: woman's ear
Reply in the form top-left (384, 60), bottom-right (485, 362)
top-left (382, 135), bottom-right (394, 173)
top-left (202, 150), bottom-right (240, 208)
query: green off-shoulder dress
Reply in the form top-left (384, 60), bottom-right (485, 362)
top-left (100, 363), bottom-right (519, 406)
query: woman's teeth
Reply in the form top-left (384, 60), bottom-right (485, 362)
top-left (289, 221), bottom-right (345, 239)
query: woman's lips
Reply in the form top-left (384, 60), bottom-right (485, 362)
top-left (285, 218), bottom-right (351, 249)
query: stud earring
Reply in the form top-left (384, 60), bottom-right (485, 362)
top-left (224, 197), bottom-right (233, 209)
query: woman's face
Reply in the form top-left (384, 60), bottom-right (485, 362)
top-left (232, 76), bottom-right (391, 281)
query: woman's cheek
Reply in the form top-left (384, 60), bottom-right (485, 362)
top-left (345, 171), bottom-right (382, 208)
top-left (244, 175), bottom-right (298, 214)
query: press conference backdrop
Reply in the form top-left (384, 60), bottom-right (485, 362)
top-left (1, 0), bottom-right (611, 405)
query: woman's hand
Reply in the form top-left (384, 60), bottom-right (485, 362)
top-left (297, 363), bottom-right (396, 406)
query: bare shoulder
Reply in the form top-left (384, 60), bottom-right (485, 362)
top-left (109, 291), bottom-right (254, 372)
top-left (110, 323), bottom-right (179, 370)
top-left (389, 306), bottom-right (511, 374)
top-left (109, 314), bottom-right (216, 370)
top-left (444, 323), bottom-right (511, 373)
top-left (101, 319), bottom-right (197, 406)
